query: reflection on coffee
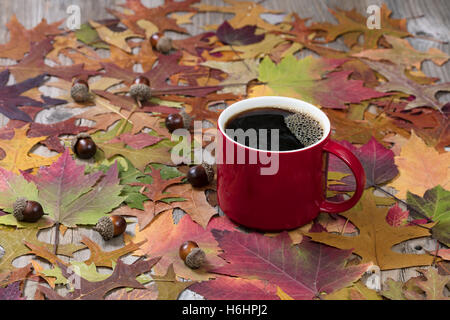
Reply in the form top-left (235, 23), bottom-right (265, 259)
top-left (224, 107), bottom-right (323, 151)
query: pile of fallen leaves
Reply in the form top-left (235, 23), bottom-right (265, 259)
top-left (0, 0), bottom-right (449, 300)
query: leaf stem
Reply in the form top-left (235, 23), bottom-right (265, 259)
top-left (53, 222), bottom-right (60, 255)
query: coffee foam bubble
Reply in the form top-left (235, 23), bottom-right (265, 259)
top-left (284, 112), bottom-right (324, 147)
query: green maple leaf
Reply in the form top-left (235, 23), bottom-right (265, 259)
top-left (22, 149), bottom-right (126, 228)
top-left (258, 55), bottom-right (386, 109)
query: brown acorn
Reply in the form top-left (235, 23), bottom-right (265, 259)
top-left (70, 78), bottom-right (90, 102)
top-left (93, 215), bottom-right (127, 241)
top-left (187, 163), bottom-right (214, 188)
top-left (13, 197), bottom-right (44, 222)
top-left (165, 110), bottom-right (192, 133)
top-left (179, 240), bottom-right (206, 269)
top-left (129, 75), bottom-right (152, 102)
top-left (150, 32), bottom-right (172, 53)
top-left (71, 133), bottom-right (97, 159)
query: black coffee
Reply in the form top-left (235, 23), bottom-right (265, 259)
top-left (225, 107), bottom-right (323, 151)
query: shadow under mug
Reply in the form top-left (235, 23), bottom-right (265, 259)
top-left (216, 96), bottom-right (366, 231)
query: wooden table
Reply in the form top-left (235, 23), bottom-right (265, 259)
top-left (0, 0), bottom-right (448, 299)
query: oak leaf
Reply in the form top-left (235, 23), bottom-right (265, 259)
top-left (153, 264), bottom-right (195, 300)
top-left (305, 191), bottom-right (435, 270)
top-left (216, 21), bottom-right (265, 46)
top-left (38, 257), bottom-right (160, 300)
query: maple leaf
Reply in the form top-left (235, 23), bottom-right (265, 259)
top-left (311, 4), bottom-right (410, 49)
top-left (0, 125), bottom-right (60, 174)
top-left (195, 0), bottom-right (282, 31)
top-left (210, 230), bottom-right (371, 300)
top-left (190, 276), bottom-right (279, 300)
top-left (112, 201), bottom-right (172, 231)
top-left (306, 191), bottom-right (435, 270)
top-left (134, 212), bottom-right (236, 280)
top-left (363, 60), bottom-right (450, 111)
top-left (153, 264), bottom-right (195, 300)
top-left (81, 236), bottom-right (146, 268)
top-left (4, 39), bottom-right (95, 83)
top-left (353, 35), bottom-right (449, 70)
top-left (389, 132), bottom-right (450, 199)
top-left (0, 15), bottom-right (63, 60)
top-left (216, 21), bottom-right (265, 46)
top-left (38, 257), bottom-right (160, 300)
top-left (22, 149), bottom-right (125, 228)
top-left (257, 55), bottom-right (386, 109)
top-left (0, 70), bottom-right (51, 122)
top-left (0, 282), bottom-right (24, 300)
top-left (328, 137), bottom-right (398, 191)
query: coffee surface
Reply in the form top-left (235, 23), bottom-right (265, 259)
top-left (224, 107), bottom-right (305, 151)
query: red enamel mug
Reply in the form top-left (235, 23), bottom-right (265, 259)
top-left (216, 96), bottom-right (365, 231)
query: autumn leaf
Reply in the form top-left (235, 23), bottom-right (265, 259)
top-left (190, 276), bottom-right (279, 300)
top-left (0, 227), bottom-right (83, 273)
top-left (390, 132), bottom-right (450, 199)
top-left (22, 149), bottom-right (125, 227)
top-left (38, 257), bottom-right (160, 300)
top-left (0, 282), bottom-right (24, 300)
top-left (0, 15), bottom-right (63, 60)
top-left (328, 137), bottom-right (398, 191)
top-left (385, 203), bottom-right (410, 227)
top-left (0, 125), bottom-right (60, 174)
top-left (257, 55), bottom-right (386, 109)
top-left (363, 60), bottom-right (450, 111)
top-left (89, 20), bottom-right (143, 53)
top-left (194, 0), bottom-right (283, 31)
top-left (353, 35), bottom-right (449, 70)
top-left (324, 281), bottom-right (382, 300)
top-left (153, 264), bottom-right (195, 300)
top-left (134, 212), bottom-right (236, 280)
top-left (306, 191), bottom-right (435, 270)
top-left (81, 236), bottom-right (146, 268)
top-left (311, 4), bottom-right (410, 49)
top-left (107, 132), bottom-right (163, 149)
top-left (0, 70), bottom-right (51, 122)
top-left (107, 0), bottom-right (199, 35)
top-left (210, 230), bottom-right (371, 300)
top-left (216, 21), bottom-right (265, 46)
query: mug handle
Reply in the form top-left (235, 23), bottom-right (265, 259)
top-left (319, 140), bottom-right (366, 213)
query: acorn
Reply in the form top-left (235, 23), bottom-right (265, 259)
top-left (150, 32), bottom-right (172, 54)
top-left (187, 163), bottom-right (214, 188)
top-left (179, 240), bottom-right (206, 269)
top-left (13, 197), bottom-right (44, 222)
top-left (284, 112), bottom-right (324, 147)
top-left (93, 215), bottom-right (127, 241)
top-left (129, 75), bottom-right (152, 102)
top-left (71, 133), bottom-right (97, 159)
top-left (165, 110), bottom-right (192, 133)
top-left (70, 78), bottom-right (90, 102)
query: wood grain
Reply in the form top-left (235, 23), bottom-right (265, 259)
top-left (0, 0), bottom-right (448, 300)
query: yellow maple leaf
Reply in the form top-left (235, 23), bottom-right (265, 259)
top-left (0, 125), bottom-right (60, 174)
top-left (390, 131), bottom-right (450, 199)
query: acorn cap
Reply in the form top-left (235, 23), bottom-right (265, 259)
top-left (284, 112), bottom-right (324, 147)
top-left (156, 36), bottom-right (172, 53)
top-left (71, 132), bottom-right (93, 151)
top-left (180, 110), bottom-right (192, 129)
top-left (130, 83), bottom-right (152, 102)
top-left (93, 216), bottom-right (114, 241)
top-left (13, 197), bottom-right (27, 221)
top-left (185, 247), bottom-right (206, 269)
top-left (70, 82), bottom-right (90, 102)
top-left (202, 162), bottom-right (215, 183)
